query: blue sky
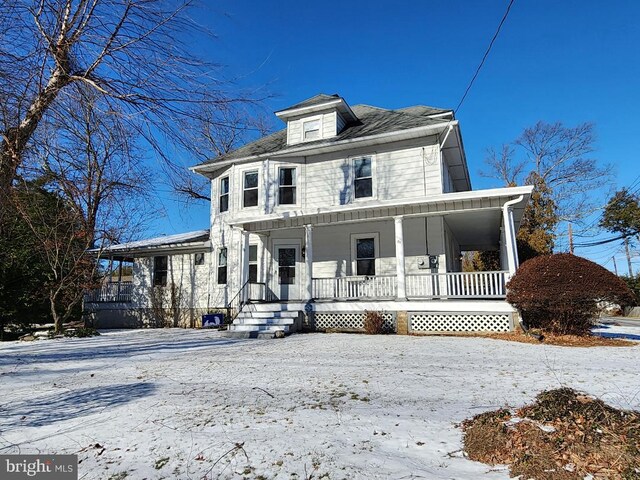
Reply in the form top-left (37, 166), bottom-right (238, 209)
top-left (152, 0), bottom-right (640, 272)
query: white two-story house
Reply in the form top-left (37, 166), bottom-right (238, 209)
top-left (85, 94), bottom-right (532, 335)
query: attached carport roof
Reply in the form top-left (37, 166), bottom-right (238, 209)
top-left (234, 186), bottom-right (533, 247)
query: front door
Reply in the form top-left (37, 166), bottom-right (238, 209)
top-left (275, 245), bottom-right (299, 300)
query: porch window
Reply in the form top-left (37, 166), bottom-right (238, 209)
top-left (353, 157), bottom-right (372, 199)
top-left (194, 252), bottom-right (205, 266)
top-left (217, 248), bottom-right (227, 284)
top-left (219, 176), bottom-right (229, 213)
top-left (356, 238), bottom-right (376, 276)
top-left (153, 256), bottom-right (168, 286)
top-left (243, 171), bottom-right (259, 208)
top-left (303, 119), bottom-right (320, 141)
top-left (278, 167), bottom-right (296, 205)
top-left (248, 245), bottom-right (258, 282)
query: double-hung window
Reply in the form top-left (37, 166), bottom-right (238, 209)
top-left (219, 176), bottom-right (229, 213)
top-left (153, 256), bottom-right (168, 286)
top-left (217, 248), bottom-right (227, 284)
top-left (278, 167), bottom-right (296, 205)
top-left (303, 119), bottom-right (320, 141)
top-left (353, 157), bottom-right (373, 199)
top-left (243, 171), bottom-right (259, 208)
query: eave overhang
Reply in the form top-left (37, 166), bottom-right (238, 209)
top-left (191, 120), bottom-right (458, 176)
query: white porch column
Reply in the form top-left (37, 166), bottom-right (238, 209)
top-left (502, 196), bottom-right (524, 277)
top-left (304, 224), bottom-right (313, 301)
top-left (394, 216), bottom-right (407, 299)
top-left (241, 230), bottom-right (250, 301)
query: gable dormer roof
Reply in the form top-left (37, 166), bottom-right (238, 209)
top-left (275, 93), bottom-right (359, 124)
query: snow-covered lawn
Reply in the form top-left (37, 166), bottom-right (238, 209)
top-left (0, 328), bottom-right (638, 479)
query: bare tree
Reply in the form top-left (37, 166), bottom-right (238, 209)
top-left (482, 144), bottom-right (522, 187)
top-left (15, 93), bottom-right (150, 332)
top-left (0, 0), bottom-right (260, 205)
top-left (171, 103), bottom-right (274, 202)
top-left (482, 121), bottom-right (613, 225)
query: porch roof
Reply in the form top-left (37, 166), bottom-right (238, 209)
top-left (233, 186), bottom-right (533, 251)
top-left (89, 230), bottom-right (210, 261)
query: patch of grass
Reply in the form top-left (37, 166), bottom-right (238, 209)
top-left (107, 473), bottom-right (128, 480)
top-left (154, 456), bottom-right (170, 469)
top-left (63, 327), bottom-right (100, 338)
top-left (462, 388), bottom-right (640, 479)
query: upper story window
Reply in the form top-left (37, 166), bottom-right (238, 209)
top-left (243, 171), bottom-right (259, 208)
top-left (278, 167), bottom-right (297, 205)
top-left (219, 176), bottom-right (229, 213)
top-left (217, 248), bottom-right (227, 284)
top-left (153, 256), bottom-right (168, 286)
top-left (194, 252), bottom-right (205, 266)
top-left (303, 119), bottom-right (320, 141)
top-left (353, 157), bottom-right (373, 199)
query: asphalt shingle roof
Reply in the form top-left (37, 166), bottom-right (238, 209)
top-left (196, 103), bottom-right (452, 167)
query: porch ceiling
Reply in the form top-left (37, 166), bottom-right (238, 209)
top-left (444, 210), bottom-right (502, 251)
top-left (235, 186), bottom-right (532, 235)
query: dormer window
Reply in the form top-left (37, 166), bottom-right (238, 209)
top-left (303, 119), bottom-right (321, 141)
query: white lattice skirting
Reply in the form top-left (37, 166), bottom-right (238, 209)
top-left (410, 312), bottom-right (512, 333)
top-left (314, 312), bottom-right (396, 332)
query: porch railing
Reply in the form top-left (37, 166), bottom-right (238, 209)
top-left (312, 271), bottom-right (508, 300)
top-left (312, 275), bottom-right (398, 300)
top-left (406, 271), bottom-right (508, 299)
top-left (84, 281), bottom-right (133, 303)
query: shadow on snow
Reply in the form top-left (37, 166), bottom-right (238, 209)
top-left (0, 382), bottom-right (155, 428)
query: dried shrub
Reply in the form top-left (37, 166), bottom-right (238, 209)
top-left (363, 311), bottom-right (385, 334)
top-left (461, 409), bottom-right (511, 464)
top-left (463, 388), bottom-right (640, 480)
top-left (506, 254), bottom-right (635, 336)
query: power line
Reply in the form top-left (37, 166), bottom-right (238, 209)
top-left (454, 0), bottom-right (516, 114)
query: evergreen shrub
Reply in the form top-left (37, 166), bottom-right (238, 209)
top-left (506, 254), bottom-right (635, 335)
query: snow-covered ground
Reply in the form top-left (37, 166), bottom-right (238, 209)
top-left (0, 328), bottom-right (639, 480)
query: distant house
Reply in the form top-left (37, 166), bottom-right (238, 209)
top-left (86, 94), bottom-right (532, 334)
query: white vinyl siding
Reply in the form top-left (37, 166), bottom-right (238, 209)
top-left (211, 137), bottom-right (441, 215)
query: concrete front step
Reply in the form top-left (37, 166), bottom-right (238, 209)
top-left (221, 330), bottom-right (287, 339)
top-left (228, 324), bottom-right (290, 333)
top-left (236, 311), bottom-right (299, 319)
top-left (235, 318), bottom-right (295, 326)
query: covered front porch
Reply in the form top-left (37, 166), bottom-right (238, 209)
top-left (232, 186), bottom-right (531, 307)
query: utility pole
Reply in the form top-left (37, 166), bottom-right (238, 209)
top-left (612, 256), bottom-right (618, 275)
top-left (624, 237), bottom-right (633, 276)
top-left (568, 223), bottom-right (574, 254)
